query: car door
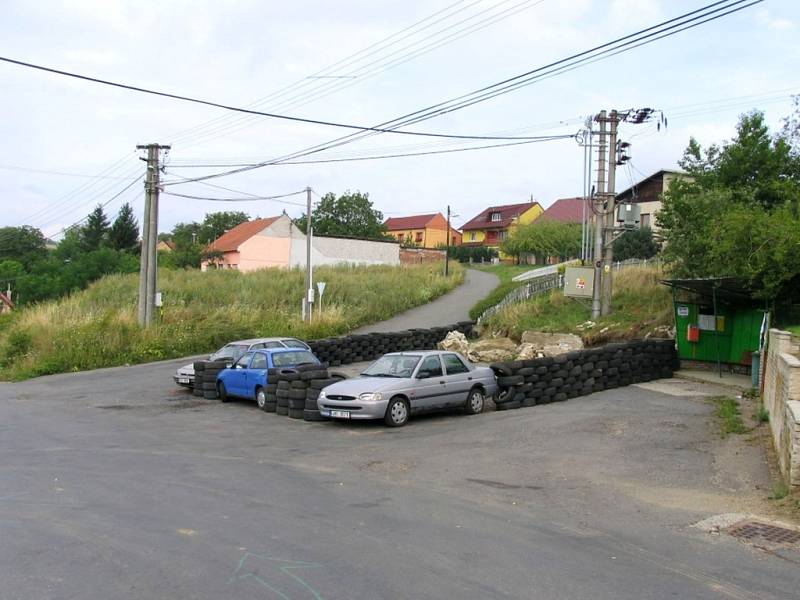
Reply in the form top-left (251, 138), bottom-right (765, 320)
top-left (227, 351), bottom-right (254, 397)
top-left (441, 353), bottom-right (473, 406)
top-left (246, 352), bottom-right (269, 401)
top-left (412, 355), bottom-right (446, 411)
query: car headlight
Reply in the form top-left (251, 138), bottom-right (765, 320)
top-left (318, 391), bottom-right (326, 399)
top-left (358, 392), bottom-right (383, 402)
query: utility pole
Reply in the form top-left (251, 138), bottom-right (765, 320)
top-left (591, 111), bottom-right (608, 320)
top-left (445, 205), bottom-right (451, 276)
top-left (136, 143), bottom-right (170, 327)
top-left (304, 186), bottom-right (313, 322)
top-left (601, 111), bottom-right (620, 316)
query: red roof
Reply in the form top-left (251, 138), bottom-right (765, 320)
top-left (460, 202), bottom-right (540, 231)
top-left (207, 217), bottom-right (280, 253)
top-left (539, 197), bottom-right (586, 224)
top-left (384, 213), bottom-right (442, 231)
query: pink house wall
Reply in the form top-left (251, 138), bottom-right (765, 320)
top-left (236, 232), bottom-right (291, 272)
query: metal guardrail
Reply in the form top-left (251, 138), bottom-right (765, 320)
top-left (477, 272), bottom-right (563, 324)
top-left (511, 259), bottom-right (579, 282)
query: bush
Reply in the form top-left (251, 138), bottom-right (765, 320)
top-left (447, 245), bottom-right (498, 263)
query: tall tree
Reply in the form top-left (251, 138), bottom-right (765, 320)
top-left (199, 211), bottom-right (249, 244)
top-left (0, 226), bottom-right (48, 265)
top-left (296, 191), bottom-right (387, 239)
top-left (108, 203), bottom-right (139, 252)
top-left (612, 227), bottom-right (659, 261)
top-left (80, 205), bottom-right (110, 251)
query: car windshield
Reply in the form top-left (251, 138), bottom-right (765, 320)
top-left (272, 350), bottom-right (319, 368)
top-left (362, 355), bottom-right (421, 378)
top-left (210, 344), bottom-right (248, 361)
top-left (281, 339), bottom-right (310, 349)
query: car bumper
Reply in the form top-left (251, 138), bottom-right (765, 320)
top-left (318, 397), bottom-right (388, 420)
top-left (174, 374), bottom-right (195, 387)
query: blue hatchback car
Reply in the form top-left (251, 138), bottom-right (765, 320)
top-left (216, 347), bottom-right (321, 408)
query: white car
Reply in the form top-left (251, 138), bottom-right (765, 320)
top-left (173, 337), bottom-right (310, 388)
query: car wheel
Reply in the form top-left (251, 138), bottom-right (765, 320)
top-left (464, 388), bottom-right (484, 415)
top-left (256, 387), bottom-right (267, 410)
top-left (384, 397), bottom-right (409, 427)
top-left (218, 382), bottom-right (230, 403)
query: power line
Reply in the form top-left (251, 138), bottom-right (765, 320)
top-left (0, 54), bottom-right (564, 142)
top-left (165, 0), bottom-right (760, 186)
top-left (162, 189), bottom-right (308, 206)
top-left (0, 164), bottom-right (140, 179)
top-left (49, 178), bottom-right (143, 239)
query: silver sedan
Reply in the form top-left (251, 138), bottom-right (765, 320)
top-left (317, 351), bottom-right (498, 427)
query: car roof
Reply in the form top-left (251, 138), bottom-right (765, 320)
top-left (264, 347), bottom-right (314, 354)
top-left (226, 337), bottom-right (302, 345)
top-left (383, 350), bottom-right (450, 357)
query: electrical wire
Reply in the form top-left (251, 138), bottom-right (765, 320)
top-left (162, 189), bottom-right (307, 206)
top-left (165, 0), bottom-right (760, 186)
top-left (48, 178), bottom-right (143, 239)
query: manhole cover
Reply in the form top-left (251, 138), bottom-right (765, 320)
top-left (726, 520), bottom-right (800, 545)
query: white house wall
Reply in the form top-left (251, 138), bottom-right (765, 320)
top-left (289, 229), bottom-right (399, 267)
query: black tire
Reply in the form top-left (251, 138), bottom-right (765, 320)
top-left (328, 371), bottom-right (348, 381)
top-left (490, 363), bottom-right (513, 377)
top-left (464, 387), bottom-right (485, 415)
top-left (278, 369), bottom-right (300, 381)
top-left (288, 398), bottom-right (306, 410)
top-left (290, 380), bottom-right (308, 389)
top-left (497, 375), bottom-right (524, 387)
top-left (218, 382), bottom-right (230, 403)
top-left (256, 387), bottom-right (267, 411)
top-left (288, 407), bottom-right (304, 419)
top-left (203, 390), bottom-right (218, 400)
top-left (303, 409), bottom-right (327, 422)
top-left (276, 405), bottom-right (289, 416)
top-left (384, 397), bottom-right (410, 427)
top-left (264, 401), bottom-right (277, 413)
top-left (193, 361), bottom-right (207, 372)
top-left (496, 399), bottom-right (521, 410)
top-left (300, 369), bottom-right (329, 381)
top-left (288, 389), bottom-right (307, 400)
top-left (192, 387), bottom-right (203, 397)
top-left (201, 382), bottom-right (217, 391)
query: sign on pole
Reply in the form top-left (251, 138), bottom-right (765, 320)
top-left (317, 282), bottom-right (326, 316)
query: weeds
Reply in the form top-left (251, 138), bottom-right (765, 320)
top-left (756, 405), bottom-right (770, 424)
top-left (0, 262), bottom-right (463, 380)
top-left (709, 396), bottom-right (749, 437)
top-left (770, 480), bottom-right (790, 500)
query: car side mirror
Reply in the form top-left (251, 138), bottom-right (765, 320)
top-left (416, 370), bottom-right (430, 379)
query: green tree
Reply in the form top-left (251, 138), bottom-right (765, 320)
top-left (296, 191), bottom-right (387, 239)
top-left (80, 205), bottom-right (110, 251)
top-left (0, 226), bottom-right (48, 265)
top-left (108, 203), bottom-right (139, 252)
top-left (502, 221), bottom-right (581, 264)
top-left (612, 227), bottom-right (659, 261)
top-left (199, 211), bottom-right (249, 244)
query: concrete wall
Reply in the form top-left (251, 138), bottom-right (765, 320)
top-left (289, 229), bottom-right (399, 268)
top-left (762, 328), bottom-right (800, 487)
top-left (400, 247), bottom-right (446, 264)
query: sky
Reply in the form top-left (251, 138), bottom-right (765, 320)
top-left (1, 0), bottom-right (798, 238)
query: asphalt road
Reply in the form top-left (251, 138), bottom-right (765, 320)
top-left (1, 359), bottom-right (798, 600)
top-left (352, 267), bottom-right (499, 333)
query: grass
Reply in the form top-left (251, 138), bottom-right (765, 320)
top-left (468, 263), bottom-right (544, 320)
top-left (756, 405), bottom-right (770, 424)
top-left (786, 324), bottom-right (800, 335)
top-left (0, 262), bottom-right (463, 380)
top-left (770, 480), bottom-right (790, 500)
top-left (482, 266), bottom-right (673, 344)
top-left (709, 396), bottom-right (749, 438)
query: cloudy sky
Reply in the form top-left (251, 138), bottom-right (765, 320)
top-left (1, 0), bottom-right (798, 237)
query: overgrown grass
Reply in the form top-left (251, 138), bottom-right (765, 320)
top-left (709, 396), bottom-right (749, 438)
top-left (469, 263), bottom-right (543, 320)
top-left (482, 266), bottom-right (673, 344)
top-left (0, 262), bottom-right (463, 380)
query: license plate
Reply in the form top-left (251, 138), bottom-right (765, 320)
top-left (179, 378), bottom-right (190, 384)
top-left (330, 410), bottom-right (350, 419)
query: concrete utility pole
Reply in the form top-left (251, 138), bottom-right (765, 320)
top-left (445, 205), bottom-right (451, 276)
top-left (591, 111), bottom-right (608, 320)
top-left (601, 111), bottom-right (620, 316)
top-left (136, 143), bottom-right (170, 327)
top-left (304, 186), bottom-right (313, 322)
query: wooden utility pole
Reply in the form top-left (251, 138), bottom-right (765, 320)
top-left (136, 143), bottom-right (170, 327)
top-left (591, 111), bottom-right (608, 320)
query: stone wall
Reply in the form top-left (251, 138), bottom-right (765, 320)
top-left (399, 247), bottom-right (447, 264)
top-left (762, 329), bottom-right (800, 487)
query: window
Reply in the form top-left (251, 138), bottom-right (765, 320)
top-left (235, 351), bottom-right (255, 369)
top-left (211, 343), bottom-right (248, 361)
top-left (419, 355), bottom-right (443, 377)
top-left (262, 341), bottom-right (283, 348)
top-left (498, 230), bottom-right (508, 241)
top-left (281, 339), bottom-right (310, 349)
top-left (442, 353), bottom-right (469, 374)
top-left (469, 232), bottom-right (476, 241)
top-left (272, 350), bottom-right (318, 367)
top-left (250, 353), bottom-right (268, 369)
top-left (415, 231), bottom-right (423, 243)
top-left (490, 212), bottom-right (501, 222)
top-left (397, 233), bottom-right (404, 240)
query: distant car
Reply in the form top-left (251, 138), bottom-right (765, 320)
top-left (317, 351), bottom-right (497, 427)
top-left (216, 347), bottom-right (321, 408)
top-left (173, 337), bottom-right (310, 388)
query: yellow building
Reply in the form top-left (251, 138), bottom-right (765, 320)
top-left (459, 201), bottom-right (544, 248)
top-left (384, 213), bottom-right (462, 247)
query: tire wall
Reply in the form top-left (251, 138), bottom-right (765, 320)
top-left (305, 321), bottom-right (475, 367)
top-left (491, 339), bottom-right (679, 411)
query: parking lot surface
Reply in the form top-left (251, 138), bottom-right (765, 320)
top-left (1, 357), bottom-right (798, 599)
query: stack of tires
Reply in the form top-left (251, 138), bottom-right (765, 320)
top-left (491, 339), bottom-right (678, 410)
top-left (306, 321), bottom-right (476, 367)
top-left (268, 364), bottom-right (346, 421)
top-left (193, 362), bottom-right (205, 397)
top-left (200, 360), bottom-right (227, 400)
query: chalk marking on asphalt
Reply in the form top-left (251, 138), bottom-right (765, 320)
top-left (178, 528), bottom-right (196, 536)
top-left (229, 552), bottom-right (326, 600)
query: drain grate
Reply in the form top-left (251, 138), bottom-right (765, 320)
top-left (727, 520), bottom-right (800, 545)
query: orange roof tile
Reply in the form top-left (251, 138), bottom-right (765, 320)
top-left (207, 217), bottom-right (280, 253)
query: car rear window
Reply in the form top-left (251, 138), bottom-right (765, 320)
top-left (272, 350), bottom-right (318, 367)
top-left (281, 339), bottom-right (310, 349)
top-left (211, 344), bottom-right (248, 361)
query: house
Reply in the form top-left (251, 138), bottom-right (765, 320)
top-left (200, 215), bottom-right (400, 272)
top-left (0, 290), bottom-right (14, 314)
top-left (384, 213), bottom-right (462, 247)
top-left (615, 169), bottom-right (687, 230)
top-left (459, 201), bottom-right (544, 247)
top-left (538, 197), bottom-right (588, 224)
top-left (156, 239), bottom-right (175, 252)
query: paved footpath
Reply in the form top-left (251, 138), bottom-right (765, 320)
top-left (352, 268), bottom-right (499, 333)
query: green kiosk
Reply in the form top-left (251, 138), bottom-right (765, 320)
top-left (661, 277), bottom-right (768, 376)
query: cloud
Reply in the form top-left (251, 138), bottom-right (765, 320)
top-left (756, 9), bottom-right (795, 31)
